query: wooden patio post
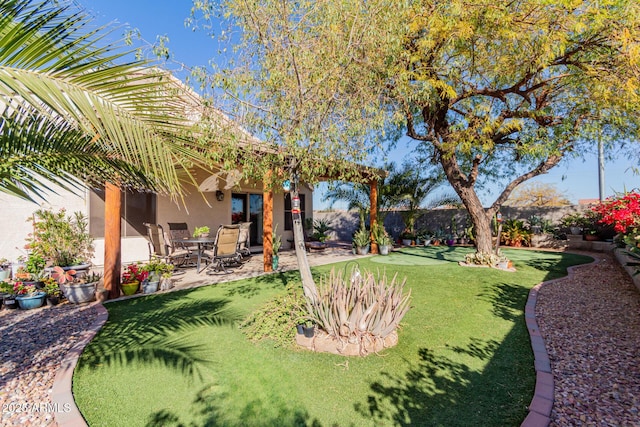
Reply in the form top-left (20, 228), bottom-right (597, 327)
top-left (369, 178), bottom-right (379, 254)
top-left (104, 182), bottom-right (122, 299)
top-left (263, 171), bottom-right (274, 272)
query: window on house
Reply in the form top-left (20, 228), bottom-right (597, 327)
top-left (89, 188), bottom-right (157, 238)
top-left (284, 193), bottom-right (305, 231)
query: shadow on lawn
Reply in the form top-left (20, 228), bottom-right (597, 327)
top-left (145, 384), bottom-right (329, 427)
top-left (222, 270), bottom-right (299, 299)
top-left (356, 329), bottom-right (532, 426)
top-left (357, 274), bottom-right (535, 426)
top-left (80, 289), bottom-right (243, 380)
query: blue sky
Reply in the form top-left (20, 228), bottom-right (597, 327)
top-left (78, 0), bottom-right (640, 209)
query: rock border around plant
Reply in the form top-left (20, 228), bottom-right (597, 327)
top-left (295, 330), bottom-right (399, 356)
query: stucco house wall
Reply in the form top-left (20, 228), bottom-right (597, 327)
top-left (0, 172), bottom-right (312, 268)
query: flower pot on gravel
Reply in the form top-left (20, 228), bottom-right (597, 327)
top-left (16, 292), bottom-right (46, 310)
top-left (62, 281), bottom-right (97, 304)
top-left (3, 295), bottom-right (18, 310)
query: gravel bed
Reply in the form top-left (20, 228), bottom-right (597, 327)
top-left (0, 302), bottom-right (100, 426)
top-left (536, 252), bottom-right (640, 427)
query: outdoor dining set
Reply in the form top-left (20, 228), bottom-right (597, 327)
top-left (143, 222), bottom-right (252, 274)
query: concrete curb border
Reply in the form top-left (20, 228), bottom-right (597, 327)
top-left (51, 302), bottom-right (109, 427)
top-left (520, 254), bottom-right (601, 427)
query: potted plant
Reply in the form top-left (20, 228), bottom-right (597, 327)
top-left (42, 278), bottom-right (62, 306)
top-left (193, 226), bottom-right (210, 238)
top-left (272, 224), bottom-right (282, 270)
top-left (159, 271), bottom-right (174, 291)
top-left (26, 208), bottom-right (94, 270)
top-left (375, 229), bottom-right (393, 255)
top-left (0, 258), bottom-right (10, 281)
top-left (400, 229), bottom-right (416, 246)
top-left (302, 320), bottom-right (315, 338)
top-left (14, 281), bottom-right (46, 310)
top-left (121, 263), bottom-right (147, 296)
top-left (311, 219), bottom-right (332, 244)
top-left (55, 267), bottom-right (100, 304)
top-left (496, 255), bottom-right (513, 270)
top-left (141, 257), bottom-right (173, 293)
top-left (559, 212), bottom-right (586, 235)
top-left (0, 281), bottom-right (18, 310)
top-left (353, 228), bottom-right (371, 255)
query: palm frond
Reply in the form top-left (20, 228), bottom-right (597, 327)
top-left (0, 0), bottom-right (213, 201)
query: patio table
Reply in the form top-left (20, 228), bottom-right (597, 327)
top-left (180, 237), bottom-right (216, 273)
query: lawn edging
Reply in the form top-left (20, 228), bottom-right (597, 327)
top-left (51, 302), bottom-right (109, 427)
top-left (613, 247), bottom-right (640, 293)
top-left (520, 254), bottom-right (600, 427)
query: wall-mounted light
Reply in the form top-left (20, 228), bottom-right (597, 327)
top-left (216, 190), bottom-right (224, 201)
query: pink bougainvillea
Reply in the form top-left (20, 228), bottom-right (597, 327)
top-left (592, 192), bottom-right (640, 233)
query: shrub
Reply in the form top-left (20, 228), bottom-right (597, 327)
top-left (500, 219), bottom-right (532, 247)
top-left (239, 282), bottom-right (307, 347)
top-left (465, 251), bottom-right (501, 266)
top-left (26, 208), bottom-right (94, 267)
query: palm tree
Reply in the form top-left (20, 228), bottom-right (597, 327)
top-left (389, 162), bottom-right (461, 236)
top-left (324, 161), bottom-right (459, 233)
top-left (0, 0), bottom-right (209, 202)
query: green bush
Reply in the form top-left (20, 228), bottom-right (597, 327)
top-left (239, 282), bottom-right (307, 347)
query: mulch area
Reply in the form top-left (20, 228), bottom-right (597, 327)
top-left (536, 251), bottom-right (640, 426)
top-left (0, 250), bottom-right (639, 426)
top-left (0, 302), bottom-right (100, 426)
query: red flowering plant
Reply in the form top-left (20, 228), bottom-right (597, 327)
top-left (13, 281), bottom-right (37, 295)
top-left (592, 191), bottom-right (640, 249)
top-left (122, 263), bottom-right (148, 284)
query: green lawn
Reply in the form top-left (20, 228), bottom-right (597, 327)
top-left (73, 247), bottom-right (591, 427)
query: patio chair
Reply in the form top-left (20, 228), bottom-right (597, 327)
top-left (202, 224), bottom-right (242, 274)
top-left (167, 222), bottom-right (200, 254)
top-left (143, 223), bottom-right (192, 267)
top-left (237, 222), bottom-right (252, 260)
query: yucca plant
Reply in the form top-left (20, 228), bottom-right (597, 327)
top-left (305, 266), bottom-right (411, 353)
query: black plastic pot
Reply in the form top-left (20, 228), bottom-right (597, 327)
top-left (302, 325), bottom-right (315, 338)
top-left (3, 296), bottom-right (18, 310)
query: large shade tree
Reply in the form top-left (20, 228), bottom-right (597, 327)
top-left (193, 0), bottom-right (640, 263)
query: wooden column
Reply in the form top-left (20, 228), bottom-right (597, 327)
top-left (369, 178), bottom-right (379, 254)
top-left (104, 182), bottom-right (122, 299)
top-left (263, 171), bottom-right (274, 272)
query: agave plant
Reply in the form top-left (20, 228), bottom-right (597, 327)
top-left (305, 265), bottom-right (411, 353)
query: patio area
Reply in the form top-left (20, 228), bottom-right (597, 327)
top-left (150, 242), bottom-right (358, 294)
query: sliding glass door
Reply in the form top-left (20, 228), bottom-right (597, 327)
top-left (231, 193), bottom-right (263, 245)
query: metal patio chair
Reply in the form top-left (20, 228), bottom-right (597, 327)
top-left (143, 223), bottom-right (192, 267)
top-left (202, 224), bottom-right (242, 274)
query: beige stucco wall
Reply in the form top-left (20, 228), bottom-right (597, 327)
top-left (0, 186), bottom-right (87, 264)
top-left (0, 171), bottom-right (313, 267)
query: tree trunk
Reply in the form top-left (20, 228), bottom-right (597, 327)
top-left (462, 190), bottom-right (493, 254)
top-left (439, 155), bottom-right (495, 254)
top-left (290, 187), bottom-right (318, 303)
